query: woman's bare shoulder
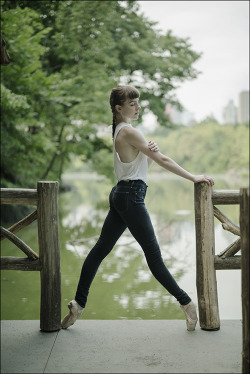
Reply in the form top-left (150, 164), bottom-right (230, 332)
top-left (116, 125), bottom-right (137, 140)
top-left (120, 126), bottom-right (142, 139)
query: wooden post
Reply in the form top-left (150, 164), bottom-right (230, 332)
top-left (240, 188), bottom-right (250, 373)
top-left (37, 181), bottom-right (61, 332)
top-left (194, 182), bottom-right (220, 330)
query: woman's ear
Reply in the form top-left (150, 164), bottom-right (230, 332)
top-left (115, 104), bottom-right (122, 113)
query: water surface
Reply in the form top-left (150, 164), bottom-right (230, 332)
top-left (1, 172), bottom-right (244, 320)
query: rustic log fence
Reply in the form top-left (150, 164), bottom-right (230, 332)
top-left (240, 188), bottom-right (250, 373)
top-left (194, 183), bottom-right (249, 372)
top-left (0, 181), bottom-right (61, 332)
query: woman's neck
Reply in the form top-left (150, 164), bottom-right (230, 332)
top-left (117, 120), bottom-right (130, 126)
top-left (116, 113), bottom-right (130, 125)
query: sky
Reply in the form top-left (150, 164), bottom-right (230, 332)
top-left (138, 0), bottom-right (249, 124)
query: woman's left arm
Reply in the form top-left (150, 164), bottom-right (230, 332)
top-left (125, 127), bottom-right (214, 186)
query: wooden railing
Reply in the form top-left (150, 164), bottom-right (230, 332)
top-left (0, 181), bottom-right (61, 332)
top-left (240, 188), bottom-right (250, 374)
top-left (194, 183), bottom-right (249, 373)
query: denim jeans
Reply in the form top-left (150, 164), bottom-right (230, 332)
top-left (75, 179), bottom-right (191, 308)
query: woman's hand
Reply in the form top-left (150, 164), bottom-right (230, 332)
top-left (192, 174), bottom-right (214, 186)
top-left (148, 140), bottom-right (159, 152)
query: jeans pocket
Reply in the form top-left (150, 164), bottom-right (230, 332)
top-left (109, 187), bottom-right (116, 207)
top-left (114, 191), bottom-right (129, 212)
top-left (134, 189), bottom-right (146, 203)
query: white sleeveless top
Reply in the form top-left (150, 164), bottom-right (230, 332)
top-left (113, 122), bottom-right (148, 183)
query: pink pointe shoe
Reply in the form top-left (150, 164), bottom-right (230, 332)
top-left (180, 301), bottom-right (198, 331)
top-left (61, 300), bottom-right (84, 329)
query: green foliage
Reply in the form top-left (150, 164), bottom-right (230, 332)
top-left (150, 123), bottom-right (249, 174)
top-left (1, 0), bottom-right (202, 188)
top-left (90, 148), bottom-right (116, 184)
top-left (1, 7), bottom-right (54, 187)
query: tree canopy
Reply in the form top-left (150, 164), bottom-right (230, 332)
top-left (1, 0), bottom-right (201, 188)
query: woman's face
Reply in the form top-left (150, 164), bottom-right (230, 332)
top-left (118, 98), bottom-right (141, 121)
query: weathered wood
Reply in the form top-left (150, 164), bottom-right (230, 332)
top-left (0, 188), bottom-right (38, 205)
top-left (194, 183), bottom-right (220, 330)
top-left (37, 181), bottom-right (61, 332)
top-left (214, 255), bottom-right (241, 270)
top-left (213, 206), bottom-right (240, 236)
top-left (240, 188), bottom-right (250, 373)
top-left (0, 226), bottom-right (39, 260)
top-left (218, 238), bottom-right (241, 258)
top-left (212, 190), bottom-right (240, 205)
top-left (0, 210), bottom-right (37, 241)
top-left (0, 256), bottom-right (41, 271)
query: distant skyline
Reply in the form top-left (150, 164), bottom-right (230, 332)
top-left (138, 1), bottom-right (249, 123)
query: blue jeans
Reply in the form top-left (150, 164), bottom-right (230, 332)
top-left (75, 179), bottom-right (191, 308)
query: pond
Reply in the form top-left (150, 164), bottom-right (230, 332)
top-left (1, 170), bottom-right (246, 321)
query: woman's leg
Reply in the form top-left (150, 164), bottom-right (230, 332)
top-left (122, 203), bottom-right (191, 305)
top-left (75, 206), bottom-right (127, 308)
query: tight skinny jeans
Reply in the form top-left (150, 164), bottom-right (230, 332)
top-left (75, 179), bottom-right (191, 308)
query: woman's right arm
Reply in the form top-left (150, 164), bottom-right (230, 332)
top-left (124, 127), bottom-right (214, 186)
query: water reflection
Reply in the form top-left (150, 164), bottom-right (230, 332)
top-left (57, 177), bottom-right (197, 319)
top-left (0, 173), bottom-right (244, 320)
top-left (60, 173), bottom-right (244, 320)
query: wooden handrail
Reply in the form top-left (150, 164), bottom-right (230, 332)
top-left (0, 188), bottom-right (38, 205)
top-left (195, 184), bottom-right (248, 339)
top-left (240, 188), bottom-right (250, 373)
top-left (0, 257), bottom-right (41, 271)
top-left (37, 181), bottom-right (61, 331)
top-left (0, 182), bottom-right (61, 332)
top-left (0, 226), bottom-right (39, 259)
top-left (214, 255), bottom-right (241, 270)
top-left (218, 238), bottom-right (241, 258)
top-left (194, 183), bottom-right (220, 330)
top-left (212, 190), bottom-right (240, 205)
top-left (0, 210), bottom-right (37, 241)
top-left (213, 206), bottom-right (240, 236)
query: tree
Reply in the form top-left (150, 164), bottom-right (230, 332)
top-left (1, 0), bottom-right (202, 188)
top-left (1, 6), bottom-right (55, 187)
top-left (150, 122), bottom-right (249, 174)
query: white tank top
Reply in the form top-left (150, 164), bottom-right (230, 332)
top-left (113, 122), bottom-right (148, 183)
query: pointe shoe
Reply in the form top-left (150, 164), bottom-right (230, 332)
top-left (61, 300), bottom-right (84, 329)
top-left (180, 301), bottom-right (198, 331)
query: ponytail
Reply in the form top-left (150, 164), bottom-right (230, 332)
top-left (112, 111), bottom-right (116, 139)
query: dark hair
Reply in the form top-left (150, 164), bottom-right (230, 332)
top-left (109, 85), bottom-right (140, 138)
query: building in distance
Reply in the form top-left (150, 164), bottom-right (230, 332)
top-left (164, 104), bottom-right (196, 126)
top-left (222, 100), bottom-right (238, 124)
top-left (238, 91), bottom-right (249, 124)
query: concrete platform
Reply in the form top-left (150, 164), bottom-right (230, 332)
top-left (1, 320), bottom-right (242, 373)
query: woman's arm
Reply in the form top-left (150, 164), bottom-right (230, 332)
top-left (125, 127), bottom-right (214, 186)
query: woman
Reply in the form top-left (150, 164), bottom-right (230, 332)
top-left (62, 85), bottom-right (214, 330)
